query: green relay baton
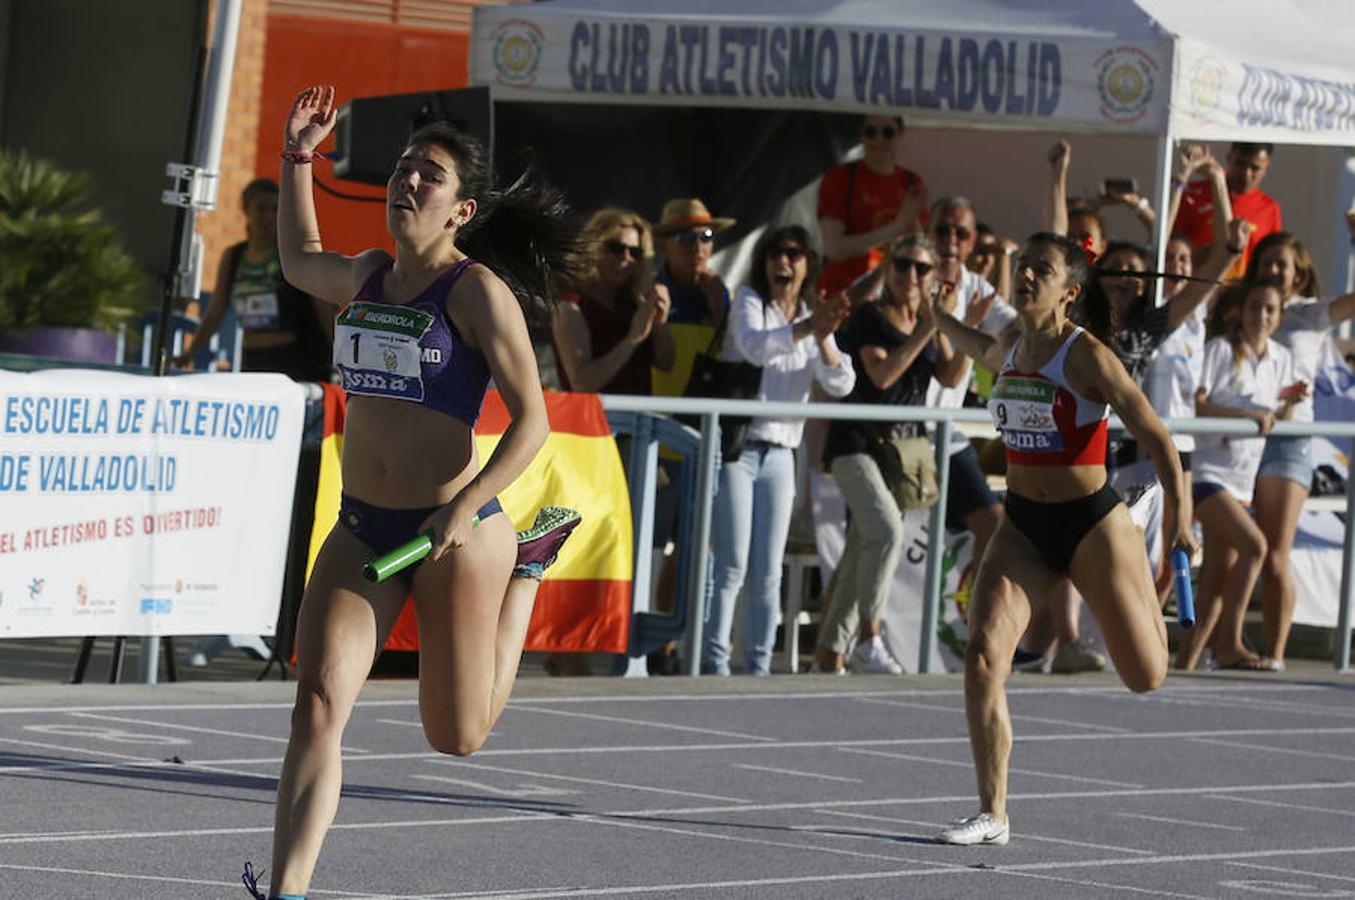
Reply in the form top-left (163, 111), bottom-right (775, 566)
top-left (362, 516), bottom-right (479, 583)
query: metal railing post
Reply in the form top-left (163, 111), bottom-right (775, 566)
top-left (918, 418), bottom-right (953, 673)
top-left (1337, 460), bottom-right (1354, 670)
top-left (624, 413), bottom-right (659, 677)
top-left (682, 412), bottom-right (720, 676)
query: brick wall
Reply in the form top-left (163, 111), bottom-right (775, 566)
top-left (195, 0), bottom-right (269, 293)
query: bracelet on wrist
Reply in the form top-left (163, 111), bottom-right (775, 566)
top-left (1171, 178), bottom-right (1186, 190)
top-left (282, 147), bottom-right (314, 165)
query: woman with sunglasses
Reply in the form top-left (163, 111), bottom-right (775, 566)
top-left (932, 233), bottom-right (1196, 845)
top-left (1235, 228), bottom-right (1355, 670)
top-left (814, 234), bottom-right (966, 675)
top-left (553, 207), bottom-right (675, 395)
top-left (817, 114), bottom-right (928, 295)
top-left (701, 226), bottom-right (854, 676)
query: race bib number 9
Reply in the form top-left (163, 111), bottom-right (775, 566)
top-left (991, 376), bottom-right (1064, 452)
top-left (333, 301), bottom-right (434, 402)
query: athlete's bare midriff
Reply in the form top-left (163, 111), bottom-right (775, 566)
top-left (340, 395), bottom-right (479, 508)
top-left (1005, 462), bottom-right (1107, 503)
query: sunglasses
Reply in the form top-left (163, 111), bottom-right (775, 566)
top-left (603, 239), bottom-right (643, 261)
top-left (674, 228), bottom-right (715, 245)
top-left (934, 223), bottom-right (973, 240)
top-left (766, 245), bottom-right (806, 262)
top-left (892, 257), bottom-right (934, 277)
top-left (862, 125), bottom-right (898, 140)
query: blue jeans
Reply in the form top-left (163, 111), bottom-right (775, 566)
top-left (702, 442), bottom-right (796, 675)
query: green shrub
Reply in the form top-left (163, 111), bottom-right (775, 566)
top-left (0, 149), bottom-right (145, 331)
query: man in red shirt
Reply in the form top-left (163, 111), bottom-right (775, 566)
top-left (817, 114), bottom-right (928, 295)
top-left (1173, 142), bottom-right (1281, 272)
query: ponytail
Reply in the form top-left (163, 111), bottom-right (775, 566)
top-left (406, 123), bottom-right (584, 324)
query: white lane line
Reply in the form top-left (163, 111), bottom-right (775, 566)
top-left (504, 704), bottom-right (778, 742)
top-left (0, 734), bottom-right (278, 784)
top-left (856, 696), bottom-right (1132, 733)
top-left (68, 710), bottom-right (371, 754)
top-left (0, 861), bottom-right (361, 897)
top-left (999, 868), bottom-right (1214, 900)
top-left (1225, 861), bottom-right (1355, 883)
top-left (1141, 694), bottom-right (1355, 720)
top-left (730, 763), bottom-right (861, 783)
top-left (411, 774), bottom-right (580, 797)
top-left (6, 780), bottom-right (1355, 847)
top-left (0, 679), bottom-right (1332, 715)
top-left (1207, 793), bottom-right (1355, 818)
top-left (426, 758), bottom-right (749, 804)
top-left (1188, 736), bottom-right (1355, 764)
top-left (197, 724), bottom-right (1355, 764)
top-left (838, 745), bottom-right (1143, 788)
top-left (1113, 812), bottom-right (1246, 832)
top-left (819, 809), bottom-right (1153, 856)
top-left (389, 844), bottom-right (1355, 900)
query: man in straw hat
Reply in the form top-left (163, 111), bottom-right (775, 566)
top-left (646, 197), bottom-right (735, 674)
top-left (649, 197), bottom-right (736, 399)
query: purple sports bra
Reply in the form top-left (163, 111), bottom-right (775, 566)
top-left (333, 258), bottom-right (491, 427)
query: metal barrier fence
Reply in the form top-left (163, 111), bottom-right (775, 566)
top-left (599, 394), bottom-right (1355, 673)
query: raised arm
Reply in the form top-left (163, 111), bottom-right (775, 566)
top-left (1163, 217), bottom-right (1251, 330)
top-left (278, 85), bottom-right (383, 304)
top-left (1044, 140), bottom-right (1071, 235)
top-left (1329, 211), bottom-right (1355, 325)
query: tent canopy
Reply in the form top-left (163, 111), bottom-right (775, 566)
top-left (472, 0), bottom-right (1355, 145)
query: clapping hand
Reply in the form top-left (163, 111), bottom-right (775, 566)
top-left (810, 290), bottom-right (850, 339)
top-left (286, 85), bottom-right (338, 152)
top-left (964, 289), bottom-right (998, 329)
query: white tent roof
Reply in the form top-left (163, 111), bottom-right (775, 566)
top-left (472, 0), bottom-right (1355, 145)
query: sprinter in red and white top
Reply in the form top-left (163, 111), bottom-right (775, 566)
top-left (929, 232), bottom-right (1196, 847)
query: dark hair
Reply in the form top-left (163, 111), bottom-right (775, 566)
top-left (1079, 241), bottom-right (1151, 345)
top-left (241, 177), bottom-right (278, 209)
top-left (1022, 232), bottom-right (1090, 293)
top-left (1066, 205), bottom-right (1107, 243)
top-left (749, 225), bottom-right (820, 308)
top-left (1231, 141), bottom-right (1275, 157)
top-left (1241, 231), bottom-right (1319, 299)
top-left (404, 122), bottom-right (581, 317)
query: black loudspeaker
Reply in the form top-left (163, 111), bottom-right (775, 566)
top-left (332, 86), bottom-right (493, 185)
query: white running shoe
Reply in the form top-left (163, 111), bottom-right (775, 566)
top-left (850, 635), bottom-right (904, 675)
top-left (1051, 636), bottom-right (1106, 673)
top-left (935, 812), bottom-right (1010, 846)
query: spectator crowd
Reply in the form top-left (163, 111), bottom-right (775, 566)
top-left (189, 115), bottom-right (1355, 679)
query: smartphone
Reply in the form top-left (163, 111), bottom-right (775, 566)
top-left (1101, 177), bottom-right (1138, 196)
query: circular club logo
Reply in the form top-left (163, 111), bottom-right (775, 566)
top-left (1188, 55), bottom-right (1227, 123)
top-left (492, 20), bottom-right (545, 87)
top-left (1095, 46), bottom-right (1158, 124)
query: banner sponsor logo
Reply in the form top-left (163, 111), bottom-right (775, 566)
top-left (1187, 54), bottom-right (1226, 123)
top-left (493, 19), bottom-right (545, 86)
top-left (1095, 46), bottom-right (1156, 123)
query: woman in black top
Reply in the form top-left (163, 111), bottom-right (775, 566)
top-left (813, 233), bottom-right (965, 674)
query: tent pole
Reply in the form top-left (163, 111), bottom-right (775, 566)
top-left (1152, 129), bottom-right (1175, 308)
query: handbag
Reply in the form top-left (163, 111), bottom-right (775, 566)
top-left (679, 310), bottom-right (763, 462)
top-left (866, 427), bottom-right (939, 511)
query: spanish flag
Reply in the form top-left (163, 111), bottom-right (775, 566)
top-left (307, 385), bottom-right (632, 653)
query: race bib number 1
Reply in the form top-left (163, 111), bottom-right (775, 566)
top-left (333, 301), bottom-right (434, 402)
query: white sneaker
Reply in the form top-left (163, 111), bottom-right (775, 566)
top-left (850, 635), bottom-right (904, 675)
top-left (1051, 637), bottom-right (1106, 673)
top-left (808, 661), bottom-right (847, 675)
top-left (936, 812), bottom-right (1010, 846)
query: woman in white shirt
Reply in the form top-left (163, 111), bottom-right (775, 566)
top-left (1239, 230), bottom-right (1355, 669)
top-left (1179, 283), bottom-right (1305, 671)
top-left (701, 225), bottom-right (855, 675)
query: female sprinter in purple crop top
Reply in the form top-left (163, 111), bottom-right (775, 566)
top-left (243, 86), bottom-right (581, 900)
